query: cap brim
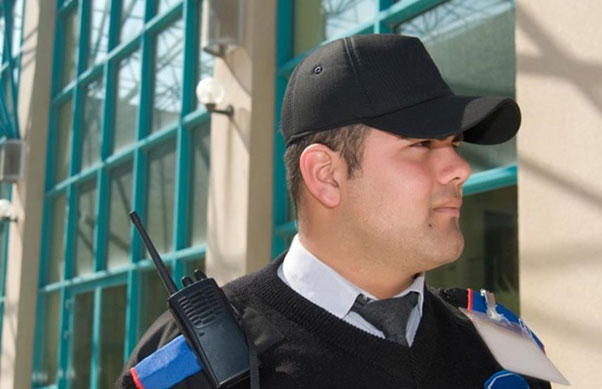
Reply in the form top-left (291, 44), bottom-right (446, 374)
top-left (362, 95), bottom-right (521, 145)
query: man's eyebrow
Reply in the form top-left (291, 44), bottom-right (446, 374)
top-left (397, 133), bottom-right (464, 141)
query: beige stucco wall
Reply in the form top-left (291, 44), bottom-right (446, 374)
top-left (0, 0), bottom-right (56, 387)
top-left (517, 1), bottom-right (602, 387)
top-left (206, 0), bottom-right (276, 285)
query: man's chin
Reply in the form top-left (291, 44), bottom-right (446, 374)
top-left (426, 235), bottom-right (465, 270)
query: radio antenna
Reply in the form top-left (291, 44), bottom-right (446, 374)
top-left (129, 211), bottom-right (178, 295)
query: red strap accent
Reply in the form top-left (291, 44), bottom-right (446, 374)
top-left (130, 367), bottom-right (145, 389)
top-left (467, 288), bottom-right (473, 311)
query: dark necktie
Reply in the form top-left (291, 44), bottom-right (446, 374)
top-left (351, 292), bottom-right (419, 346)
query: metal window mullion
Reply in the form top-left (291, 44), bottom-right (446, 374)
top-left (88, 287), bottom-right (102, 389)
top-left (100, 60), bottom-right (114, 160)
top-left (173, 126), bottom-right (190, 251)
top-left (56, 288), bottom-right (71, 389)
top-left (107, 0), bottom-right (121, 51)
top-left (63, 184), bottom-right (77, 281)
top-left (94, 169), bottom-right (108, 272)
top-left (123, 267), bottom-right (139, 357)
top-left (173, 0), bottom-right (196, 255)
top-left (180, 0), bottom-right (196, 117)
top-left (145, 3), bottom-right (182, 36)
top-left (37, 192), bottom-right (53, 290)
top-left (137, 29), bottom-right (151, 141)
top-left (70, 82), bottom-right (82, 177)
top-left (130, 149), bottom-right (146, 262)
top-left (47, 3), bottom-right (67, 188)
top-left (133, 23), bottom-right (152, 256)
top-left (32, 289), bottom-right (49, 387)
top-left (2, 0), bottom-right (20, 138)
top-left (375, 0), bottom-right (393, 33)
top-left (378, 0), bottom-right (449, 28)
top-left (272, 0), bottom-right (293, 258)
top-left (0, 183), bottom-right (12, 367)
top-left (182, 109), bottom-right (209, 129)
top-left (463, 164), bottom-right (518, 196)
top-left (144, 0), bottom-right (154, 23)
top-left (77, 0), bottom-right (90, 76)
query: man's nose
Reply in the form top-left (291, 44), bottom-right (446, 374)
top-left (437, 147), bottom-right (471, 186)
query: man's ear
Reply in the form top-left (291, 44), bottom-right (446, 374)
top-left (299, 144), bottom-right (343, 208)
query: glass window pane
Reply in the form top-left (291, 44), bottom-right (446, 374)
top-left (55, 99), bottom-right (73, 184)
top-left (12, 0), bottom-right (24, 57)
top-left (47, 194), bottom-right (67, 284)
top-left (32, 292), bottom-right (61, 387)
top-left (113, 50), bottom-right (141, 153)
top-left (183, 258), bottom-right (204, 278)
top-left (2, 70), bottom-right (15, 124)
top-left (107, 162), bottom-right (133, 269)
top-left (68, 291), bottom-right (94, 388)
top-left (151, 19), bottom-right (183, 133)
top-left (61, 7), bottom-right (80, 88)
top-left (88, 0), bottom-right (110, 67)
top-left (138, 267), bottom-right (170, 338)
top-left (81, 76), bottom-right (104, 170)
top-left (0, 15), bottom-right (4, 59)
top-left (293, 0), bottom-right (376, 56)
top-left (120, 0), bottom-right (145, 43)
top-left (98, 285), bottom-right (127, 388)
top-left (74, 180), bottom-right (97, 276)
top-left (428, 186), bottom-right (519, 312)
top-left (395, 0), bottom-right (516, 171)
top-left (146, 140), bottom-right (176, 255)
top-left (190, 124), bottom-right (210, 246)
top-left (157, 0), bottom-right (180, 14)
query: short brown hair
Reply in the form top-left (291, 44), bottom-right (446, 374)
top-left (284, 124), bottom-right (369, 213)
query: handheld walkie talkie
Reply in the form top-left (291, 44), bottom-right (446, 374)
top-left (129, 211), bottom-right (251, 388)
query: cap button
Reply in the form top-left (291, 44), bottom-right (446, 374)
top-left (313, 65), bottom-right (323, 74)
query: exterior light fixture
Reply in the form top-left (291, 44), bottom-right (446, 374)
top-left (201, 0), bottom-right (244, 57)
top-left (0, 199), bottom-right (16, 222)
top-left (196, 77), bottom-right (234, 117)
top-left (0, 139), bottom-right (24, 182)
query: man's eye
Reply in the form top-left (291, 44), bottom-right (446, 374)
top-left (411, 141), bottom-right (431, 148)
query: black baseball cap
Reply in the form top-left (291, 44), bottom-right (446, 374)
top-left (280, 34), bottom-right (521, 146)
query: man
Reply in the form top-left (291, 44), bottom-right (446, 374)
top-left (116, 34), bottom-right (551, 388)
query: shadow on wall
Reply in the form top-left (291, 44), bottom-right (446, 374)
top-left (517, 6), bottom-right (602, 113)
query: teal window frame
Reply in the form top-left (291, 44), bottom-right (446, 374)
top-left (33, 1), bottom-right (211, 388)
top-left (272, 0), bottom-right (518, 256)
top-left (0, 0), bottom-right (24, 140)
top-left (0, 0), bottom-right (25, 369)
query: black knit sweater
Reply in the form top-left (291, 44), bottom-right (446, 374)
top-left (116, 255), bottom-right (550, 388)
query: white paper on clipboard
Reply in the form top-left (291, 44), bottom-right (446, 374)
top-left (460, 308), bottom-right (570, 386)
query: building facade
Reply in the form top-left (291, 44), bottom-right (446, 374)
top-left (0, 0), bottom-right (599, 388)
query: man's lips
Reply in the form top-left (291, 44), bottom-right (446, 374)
top-left (433, 207), bottom-right (460, 216)
top-left (433, 200), bottom-right (462, 216)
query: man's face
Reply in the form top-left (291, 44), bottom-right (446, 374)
top-left (340, 128), bottom-right (471, 273)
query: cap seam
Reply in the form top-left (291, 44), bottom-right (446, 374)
top-left (343, 37), bottom-right (377, 115)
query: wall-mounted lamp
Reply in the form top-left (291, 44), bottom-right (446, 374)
top-left (0, 199), bottom-right (17, 222)
top-left (201, 0), bottom-right (244, 57)
top-left (196, 77), bottom-right (234, 117)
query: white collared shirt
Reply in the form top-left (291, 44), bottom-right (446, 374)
top-left (277, 234), bottom-right (425, 346)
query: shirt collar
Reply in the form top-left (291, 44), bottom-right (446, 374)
top-left (281, 234), bottom-right (425, 319)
